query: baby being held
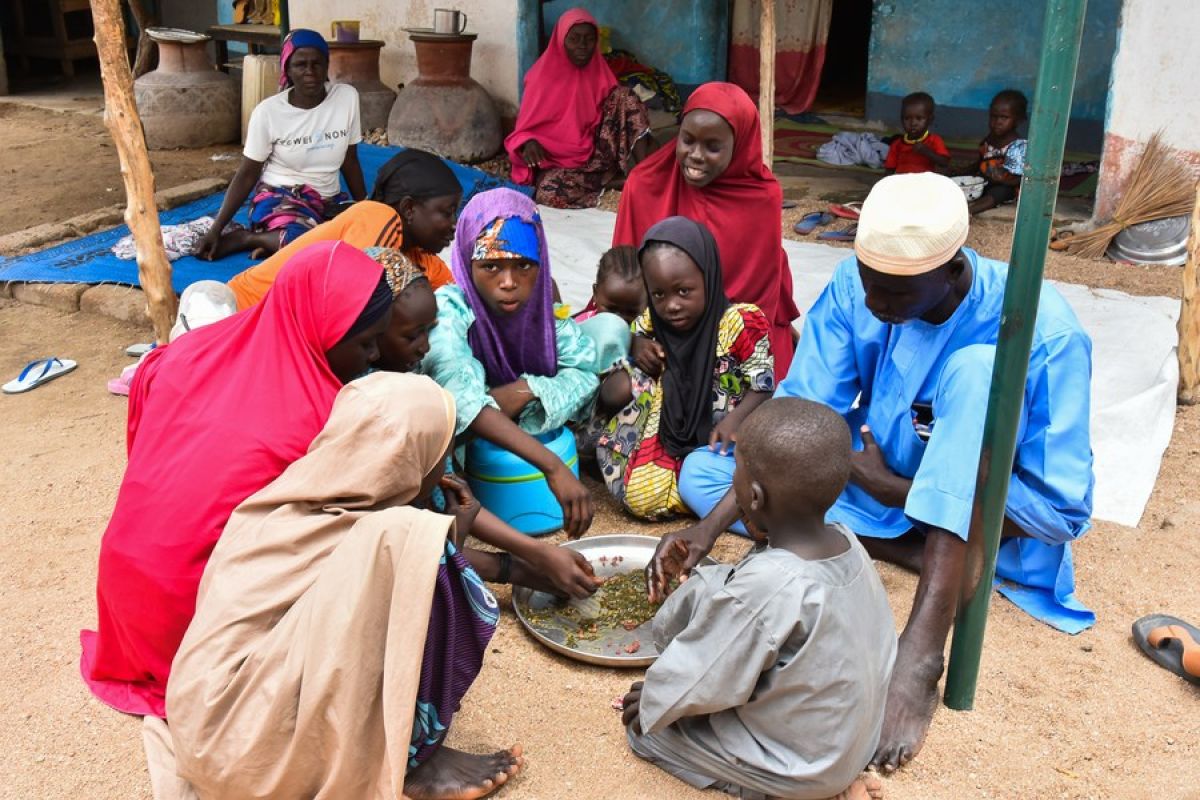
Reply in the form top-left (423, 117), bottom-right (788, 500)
top-left (574, 245), bottom-right (647, 325)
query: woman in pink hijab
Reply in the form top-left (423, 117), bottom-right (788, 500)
top-left (504, 8), bottom-right (655, 209)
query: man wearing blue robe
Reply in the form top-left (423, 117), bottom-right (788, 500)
top-left (651, 173), bottom-right (1094, 776)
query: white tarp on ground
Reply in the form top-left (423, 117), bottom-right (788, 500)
top-left (529, 206), bottom-right (1178, 529)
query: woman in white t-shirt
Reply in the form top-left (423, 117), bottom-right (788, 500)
top-left (198, 29), bottom-right (367, 260)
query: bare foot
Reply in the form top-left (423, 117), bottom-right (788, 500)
top-left (871, 645), bottom-right (944, 774)
top-left (828, 773), bottom-right (885, 800)
top-left (403, 744), bottom-right (524, 800)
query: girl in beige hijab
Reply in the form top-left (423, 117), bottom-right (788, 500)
top-left (146, 372), bottom-right (524, 799)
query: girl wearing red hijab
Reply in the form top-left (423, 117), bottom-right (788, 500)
top-left (504, 8), bottom-right (654, 209)
top-left (80, 240), bottom-right (393, 718)
top-left (613, 82), bottom-right (799, 378)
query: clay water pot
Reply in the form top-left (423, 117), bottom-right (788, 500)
top-left (387, 32), bottom-right (501, 163)
top-left (328, 40), bottom-right (396, 134)
top-left (135, 28), bottom-right (238, 149)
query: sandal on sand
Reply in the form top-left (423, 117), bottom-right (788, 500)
top-left (1133, 614), bottom-right (1200, 685)
top-left (1049, 230), bottom-right (1076, 252)
top-left (817, 224), bottom-right (858, 242)
top-left (3, 357), bottom-right (77, 394)
top-left (781, 199), bottom-right (798, 210)
top-left (793, 211), bottom-right (834, 235)
top-left (125, 342), bottom-right (155, 358)
top-left (829, 202), bottom-right (862, 220)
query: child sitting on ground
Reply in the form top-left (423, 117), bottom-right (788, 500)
top-left (419, 188), bottom-right (606, 538)
top-left (573, 245), bottom-right (647, 324)
top-left (885, 91), bottom-right (950, 175)
top-left (594, 216), bottom-right (774, 521)
top-left (968, 88), bottom-right (1029, 215)
top-left (371, 247), bottom-right (603, 600)
top-left (622, 397), bottom-right (896, 800)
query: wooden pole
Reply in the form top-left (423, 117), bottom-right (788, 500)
top-left (126, 0), bottom-right (159, 79)
top-left (758, 0), bottom-right (775, 166)
top-left (1177, 183), bottom-right (1200, 404)
top-left (92, 0), bottom-right (177, 342)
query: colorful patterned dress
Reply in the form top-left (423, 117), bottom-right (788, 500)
top-left (597, 304), bottom-right (774, 520)
top-left (534, 87), bottom-right (652, 209)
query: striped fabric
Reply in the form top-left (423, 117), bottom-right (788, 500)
top-left (409, 542), bottom-right (499, 767)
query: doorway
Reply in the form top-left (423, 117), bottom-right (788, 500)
top-left (811, 0), bottom-right (871, 116)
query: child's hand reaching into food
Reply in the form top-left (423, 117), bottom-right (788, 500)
top-left (645, 537), bottom-right (692, 604)
top-left (440, 474), bottom-right (481, 549)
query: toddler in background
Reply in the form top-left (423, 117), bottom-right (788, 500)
top-left (970, 89), bottom-right (1029, 214)
top-left (573, 245), bottom-right (646, 324)
top-left (622, 397), bottom-right (895, 800)
top-left (885, 92), bottom-right (950, 175)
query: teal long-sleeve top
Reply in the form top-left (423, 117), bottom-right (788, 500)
top-left (420, 285), bottom-right (601, 437)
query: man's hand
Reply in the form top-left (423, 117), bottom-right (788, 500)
top-left (849, 425), bottom-right (911, 508)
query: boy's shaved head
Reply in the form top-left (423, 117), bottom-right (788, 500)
top-left (902, 91), bottom-right (935, 115)
top-left (737, 398), bottom-right (852, 515)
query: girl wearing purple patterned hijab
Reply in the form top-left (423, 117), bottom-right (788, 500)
top-left (450, 189), bottom-right (558, 384)
top-left (421, 188), bottom-right (604, 538)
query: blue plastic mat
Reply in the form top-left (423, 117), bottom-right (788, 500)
top-left (0, 144), bottom-right (529, 293)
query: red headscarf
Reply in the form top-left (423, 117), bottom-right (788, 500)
top-left (613, 82), bottom-right (799, 377)
top-left (504, 8), bottom-right (617, 185)
top-left (80, 240), bottom-right (383, 718)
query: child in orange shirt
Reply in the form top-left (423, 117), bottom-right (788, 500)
top-left (884, 92), bottom-right (951, 175)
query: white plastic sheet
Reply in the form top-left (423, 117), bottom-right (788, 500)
top-left (450, 206), bottom-right (1177, 529)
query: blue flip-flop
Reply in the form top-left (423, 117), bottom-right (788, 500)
top-left (817, 224), bottom-right (858, 242)
top-left (3, 357), bottom-right (78, 394)
top-left (793, 211), bottom-right (834, 235)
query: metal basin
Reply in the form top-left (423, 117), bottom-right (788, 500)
top-left (512, 534), bottom-right (716, 668)
top-left (1108, 215), bottom-right (1191, 266)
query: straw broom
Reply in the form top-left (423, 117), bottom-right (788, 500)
top-left (1066, 132), bottom-right (1196, 259)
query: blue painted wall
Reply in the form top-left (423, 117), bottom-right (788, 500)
top-left (866, 0), bottom-right (1120, 150)
top-left (526, 1), bottom-right (729, 89)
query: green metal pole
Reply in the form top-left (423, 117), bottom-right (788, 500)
top-left (943, 0), bottom-right (1088, 711)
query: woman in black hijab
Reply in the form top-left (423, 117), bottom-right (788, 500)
top-left (594, 215), bottom-right (777, 521)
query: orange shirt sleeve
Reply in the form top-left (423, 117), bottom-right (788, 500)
top-left (414, 252), bottom-right (455, 290)
top-left (227, 214), bottom-right (349, 310)
top-left (227, 201), bottom-right (401, 310)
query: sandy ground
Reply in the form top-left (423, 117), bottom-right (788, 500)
top-left (0, 102), bottom-right (238, 237)
top-left (2, 102), bottom-right (1200, 799)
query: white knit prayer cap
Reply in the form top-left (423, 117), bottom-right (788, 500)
top-left (854, 173), bottom-right (969, 275)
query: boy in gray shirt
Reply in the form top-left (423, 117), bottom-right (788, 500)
top-left (623, 398), bottom-right (896, 799)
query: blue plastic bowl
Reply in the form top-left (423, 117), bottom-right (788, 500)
top-left (465, 427), bottom-right (578, 535)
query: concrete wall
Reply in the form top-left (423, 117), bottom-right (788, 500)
top-left (1095, 0), bottom-right (1200, 218)
top-left (866, 0), bottom-right (1120, 150)
top-left (287, 0), bottom-right (521, 118)
top-left (159, 0), bottom-right (218, 38)
top-left (540, 1), bottom-right (729, 87)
